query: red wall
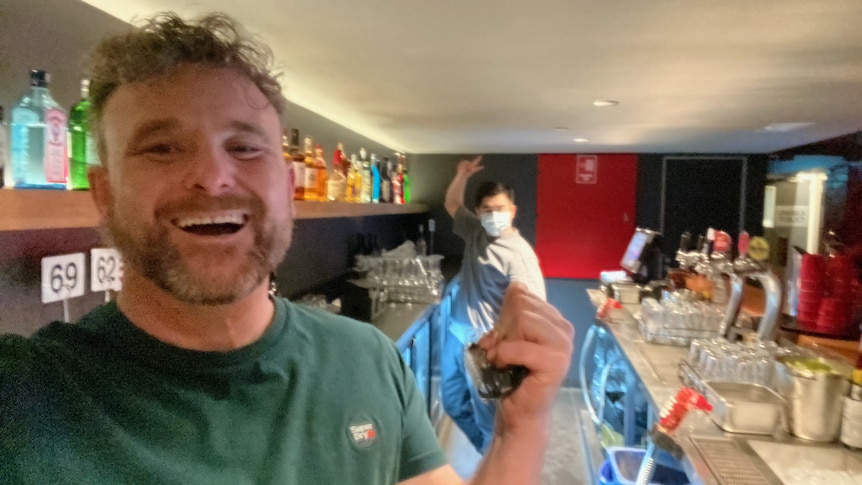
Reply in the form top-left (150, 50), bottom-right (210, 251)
top-left (536, 154), bottom-right (638, 279)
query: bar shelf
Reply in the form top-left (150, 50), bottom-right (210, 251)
top-left (0, 189), bottom-right (428, 231)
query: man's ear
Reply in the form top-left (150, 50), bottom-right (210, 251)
top-left (511, 204), bottom-right (518, 220)
top-left (88, 166), bottom-right (112, 220)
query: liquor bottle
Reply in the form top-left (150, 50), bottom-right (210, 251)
top-left (416, 224), bottom-right (427, 256)
top-left (402, 157), bottom-right (411, 204)
top-left (281, 129), bottom-right (291, 162)
top-left (327, 142), bottom-right (347, 201)
top-left (428, 218), bottom-right (436, 255)
top-left (331, 142), bottom-right (344, 178)
top-left (68, 79), bottom-right (97, 190)
top-left (10, 70), bottom-right (68, 189)
top-left (392, 153), bottom-right (405, 204)
top-left (302, 136), bottom-right (318, 201)
top-left (289, 129), bottom-right (305, 200)
top-left (0, 106), bottom-right (7, 189)
top-left (281, 129), bottom-right (293, 195)
top-left (338, 143), bottom-right (349, 178)
top-left (345, 153), bottom-right (360, 203)
top-left (370, 154), bottom-right (381, 203)
top-left (380, 156), bottom-right (393, 203)
top-left (359, 148), bottom-right (372, 203)
top-left (313, 144), bottom-right (328, 202)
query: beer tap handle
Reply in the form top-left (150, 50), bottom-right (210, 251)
top-left (679, 231), bottom-right (692, 252)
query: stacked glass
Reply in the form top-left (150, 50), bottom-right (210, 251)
top-left (353, 254), bottom-right (445, 303)
top-left (639, 297), bottom-right (724, 345)
top-left (687, 339), bottom-right (797, 389)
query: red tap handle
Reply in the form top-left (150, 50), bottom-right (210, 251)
top-left (657, 387), bottom-right (712, 433)
top-left (738, 231), bottom-right (750, 258)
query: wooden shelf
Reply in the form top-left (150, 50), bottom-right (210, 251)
top-left (296, 200), bottom-right (428, 219)
top-left (0, 189), bottom-right (428, 232)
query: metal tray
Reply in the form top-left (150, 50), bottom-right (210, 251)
top-left (703, 381), bottom-right (787, 436)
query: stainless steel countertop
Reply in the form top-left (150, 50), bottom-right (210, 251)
top-left (587, 289), bottom-right (862, 485)
top-left (371, 301), bottom-right (433, 344)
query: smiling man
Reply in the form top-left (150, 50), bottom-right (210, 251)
top-left (0, 12), bottom-right (573, 485)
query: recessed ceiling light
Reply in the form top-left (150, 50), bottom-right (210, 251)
top-left (762, 122), bottom-right (813, 132)
top-left (592, 99), bottom-right (619, 107)
top-left (553, 127), bottom-right (569, 131)
top-left (573, 137), bottom-right (590, 143)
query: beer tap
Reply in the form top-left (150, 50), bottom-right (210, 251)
top-left (719, 232), bottom-right (783, 341)
top-left (674, 231), bottom-right (695, 271)
top-left (693, 230), bottom-right (714, 277)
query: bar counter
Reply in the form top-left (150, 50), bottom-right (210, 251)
top-left (370, 301), bottom-right (433, 346)
top-left (589, 289), bottom-right (862, 484)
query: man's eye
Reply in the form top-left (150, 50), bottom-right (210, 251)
top-left (228, 144), bottom-right (263, 158)
top-left (144, 144), bottom-right (178, 155)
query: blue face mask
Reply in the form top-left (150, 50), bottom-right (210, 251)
top-left (480, 211), bottom-right (511, 237)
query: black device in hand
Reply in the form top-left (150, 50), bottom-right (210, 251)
top-left (464, 343), bottom-right (529, 399)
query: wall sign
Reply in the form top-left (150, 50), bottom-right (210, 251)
top-left (775, 205), bottom-right (809, 227)
top-left (41, 253), bottom-right (86, 304)
top-left (575, 155), bottom-right (598, 184)
top-left (91, 248), bottom-right (124, 293)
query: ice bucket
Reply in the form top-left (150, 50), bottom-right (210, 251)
top-left (775, 356), bottom-right (852, 442)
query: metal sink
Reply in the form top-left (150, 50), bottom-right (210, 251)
top-left (686, 433), bottom-right (862, 485)
top-left (746, 439), bottom-right (862, 484)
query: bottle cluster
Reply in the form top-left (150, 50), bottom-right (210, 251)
top-left (0, 69), bottom-right (415, 204)
top-left (282, 129), bottom-right (411, 204)
top-left (1, 70), bottom-right (95, 190)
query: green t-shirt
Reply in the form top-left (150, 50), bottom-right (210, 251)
top-left (0, 298), bottom-right (447, 484)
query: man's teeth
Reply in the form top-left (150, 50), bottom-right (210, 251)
top-left (176, 214), bottom-right (244, 228)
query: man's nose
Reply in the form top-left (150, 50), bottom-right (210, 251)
top-left (183, 143), bottom-right (236, 195)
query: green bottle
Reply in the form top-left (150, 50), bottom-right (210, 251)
top-left (402, 165), bottom-right (411, 204)
top-left (68, 79), bottom-right (97, 190)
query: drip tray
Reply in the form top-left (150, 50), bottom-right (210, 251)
top-left (689, 436), bottom-right (782, 485)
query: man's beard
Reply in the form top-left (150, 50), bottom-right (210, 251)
top-left (104, 195), bottom-right (292, 305)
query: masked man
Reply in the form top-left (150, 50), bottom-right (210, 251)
top-left (442, 156), bottom-right (547, 454)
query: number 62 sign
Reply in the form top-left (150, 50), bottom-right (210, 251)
top-left (41, 253), bottom-right (87, 304)
top-left (91, 248), bottom-right (124, 292)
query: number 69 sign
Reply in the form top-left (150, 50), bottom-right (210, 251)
top-left (41, 253), bottom-right (87, 304)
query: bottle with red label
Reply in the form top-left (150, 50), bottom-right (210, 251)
top-left (10, 69), bottom-right (68, 189)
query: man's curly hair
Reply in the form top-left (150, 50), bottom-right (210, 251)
top-left (88, 12), bottom-right (284, 162)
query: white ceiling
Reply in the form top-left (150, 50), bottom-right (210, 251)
top-left (82, 0), bottom-right (862, 155)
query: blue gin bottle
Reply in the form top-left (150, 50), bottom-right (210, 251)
top-left (11, 70), bottom-right (68, 189)
top-left (370, 154), bottom-right (381, 203)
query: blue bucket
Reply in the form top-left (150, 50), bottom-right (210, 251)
top-left (598, 460), bottom-right (617, 484)
top-left (604, 447), bottom-right (690, 485)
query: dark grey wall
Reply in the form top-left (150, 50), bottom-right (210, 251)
top-left (283, 102), bottom-right (397, 162)
top-left (637, 154), bottom-right (769, 256)
top-left (0, 0), bottom-right (130, 116)
top-left (278, 213), bottom-right (429, 299)
top-left (410, 153), bottom-right (539, 263)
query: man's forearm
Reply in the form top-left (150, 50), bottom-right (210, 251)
top-left (444, 173), bottom-right (469, 217)
top-left (468, 416), bottom-right (551, 485)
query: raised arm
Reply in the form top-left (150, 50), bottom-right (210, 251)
top-left (444, 156), bottom-right (484, 218)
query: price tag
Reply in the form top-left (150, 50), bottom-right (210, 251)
top-left (41, 253), bottom-right (86, 304)
top-left (90, 248), bottom-right (124, 292)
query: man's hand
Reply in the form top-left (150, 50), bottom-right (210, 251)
top-left (480, 282), bottom-right (574, 435)
top-left (456, 155), bottom-right (484, 178)
top-left (445, 155), bottom-right (484, 217)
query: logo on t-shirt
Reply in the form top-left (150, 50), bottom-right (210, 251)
top-left (348, 417), bottom-right (378, 449)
